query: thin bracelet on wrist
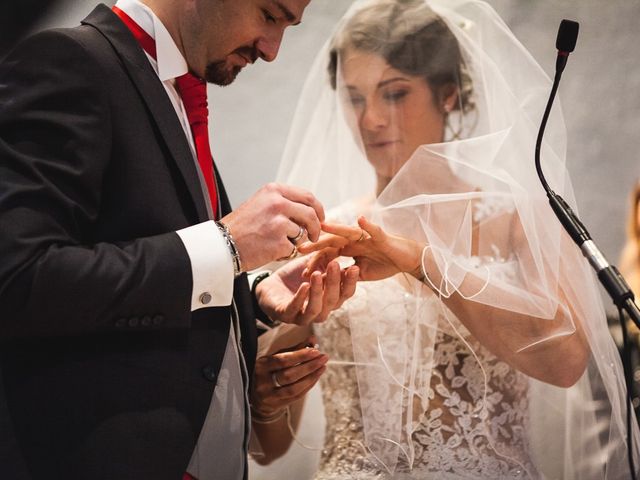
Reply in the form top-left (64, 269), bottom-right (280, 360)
top-left (250, 406), bottom-right (288, 424)
top-left (215, 221), bottom-right (242, 277)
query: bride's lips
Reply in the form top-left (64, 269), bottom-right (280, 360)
top-left (366, 140), bottom-right (399, 149)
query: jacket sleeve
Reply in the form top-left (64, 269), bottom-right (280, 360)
top-left (0, 29), bottom-right (193, 338)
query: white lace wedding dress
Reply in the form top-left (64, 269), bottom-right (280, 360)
top-left (312, 205), bottom-right (538, 480)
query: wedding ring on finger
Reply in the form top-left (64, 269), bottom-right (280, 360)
top-left (277, 244), bottom-right (298, 261)
top-left (288, 225), bottom-right (306, 245)
top-left (271, 371), bottom-right (283, 389)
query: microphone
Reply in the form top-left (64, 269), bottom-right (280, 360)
top-left (555, 20), bottom-right (579, 74)
top-left (556, 19), bottom-right (579, 52)
top-left (535, 20), bottom-right (640, 325)
top-left (536, 23), bottom-right (640, 479)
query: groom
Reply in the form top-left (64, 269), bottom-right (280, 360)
top-left (0, 0), bottom-right (354, 479)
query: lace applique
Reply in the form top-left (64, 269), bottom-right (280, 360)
top-left (313, 278), bottom-right (537, 479)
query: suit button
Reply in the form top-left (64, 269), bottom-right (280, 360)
top-left (202, 365), bottom-right (217, 383)
top-left (152, 315), bottom-right (165, 326)
top-left (115, 318), bottom-right (127, 328)
top-left (128, 317), bottom-right (140, 327)
top-left (199, 292), bottom-right (212, 305)
top-left (141, 316), bottom-right (152, 327)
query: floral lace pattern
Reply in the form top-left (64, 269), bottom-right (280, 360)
top-left (314, 281), bottom-right (536, 479)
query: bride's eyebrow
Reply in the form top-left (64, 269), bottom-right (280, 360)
top-left (345, 77), bottom-right (409, 92)
top-left (377, 77), bottom-right (410, 88)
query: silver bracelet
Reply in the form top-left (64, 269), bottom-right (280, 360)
top-left (215, 221), bottom-right (243, 277)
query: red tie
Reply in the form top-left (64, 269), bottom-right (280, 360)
top-left (174, 75), bottom-right (219, 219)
top-left (113, 6), bottom-right (219, 219)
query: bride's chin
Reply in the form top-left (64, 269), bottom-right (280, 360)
top-left (367, 154), bottom-right (406, 179)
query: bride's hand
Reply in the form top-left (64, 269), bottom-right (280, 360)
top-left (299, 216), bottom-right (424, 282)
top-left (251, 337), bottom-right (328, 421)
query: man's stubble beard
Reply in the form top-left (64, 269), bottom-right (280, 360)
top-left (204, 61), bottom-right (242, 86)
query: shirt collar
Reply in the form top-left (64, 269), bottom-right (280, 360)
top-left (114, 0), bottom-right (188, 81)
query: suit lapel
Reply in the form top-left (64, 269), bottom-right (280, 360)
top-left (213, 162), bottom-right (232, 217)
top-left (81, 4), bottom-right (209, 223)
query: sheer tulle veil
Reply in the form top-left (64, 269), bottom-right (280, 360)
top-left (277, 0), bottom-right (640, 477)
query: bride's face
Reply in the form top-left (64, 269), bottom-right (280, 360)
top-left (340, 48), bottom-right (447, 180)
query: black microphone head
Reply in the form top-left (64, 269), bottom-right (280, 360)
top-left (556, 19), bottom-right (579, 52)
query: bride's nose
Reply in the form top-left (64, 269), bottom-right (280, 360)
top-left (359, 101), bottom-right (388, 132)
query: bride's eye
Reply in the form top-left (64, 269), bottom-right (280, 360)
top-left (383, 89), bottom-right (409, 103)
top-left (349, 95), bottom-right (365, 108)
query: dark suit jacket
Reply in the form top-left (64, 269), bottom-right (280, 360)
top-left (0, 4), bottom-right (257, 479)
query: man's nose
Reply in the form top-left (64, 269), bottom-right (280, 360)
top-left (256, 30), bottom-right (284, 62)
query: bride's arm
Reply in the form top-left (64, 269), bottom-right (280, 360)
top-left (250, 338), bottom-right (327, 464)
top-left (422, 250), bottom-right (590, 388)
top-left (250, 396), bottom-right (306, 465)
top-left (420, 213), bottom-right (589, 388)
top-left (301, 216), bottom-right (589, 388)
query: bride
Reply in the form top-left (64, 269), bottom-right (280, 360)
top-left (250, 0), bottom-right (639, 478)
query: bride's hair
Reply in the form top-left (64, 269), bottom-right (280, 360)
top-left (327, 0), bottom-right (474, 114)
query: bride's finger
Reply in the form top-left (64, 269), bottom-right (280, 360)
top-left (273, 354), bottom-right (328, 387)
top-left (273, 365), bottom-right (327, 401)
top-left (298, 233), bottom-right (348, 254)
top-left (358, 216), bottom-right (385, 241)
top-left (321, 222), bottom-right (364, 242)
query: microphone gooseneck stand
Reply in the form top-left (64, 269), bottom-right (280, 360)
top-left (535, 19), bottom-right (640, 479)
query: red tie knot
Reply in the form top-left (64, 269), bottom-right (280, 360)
top-left (176, 73), bottom-right (208, 126)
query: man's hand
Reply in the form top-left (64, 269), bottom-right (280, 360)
top-left (220, 183), bottom-right (324, 272)
top-left (255, 254), bottom-right (359, 326)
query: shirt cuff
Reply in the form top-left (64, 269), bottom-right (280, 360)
top-left (176, 221), bottom-right (234, 310)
